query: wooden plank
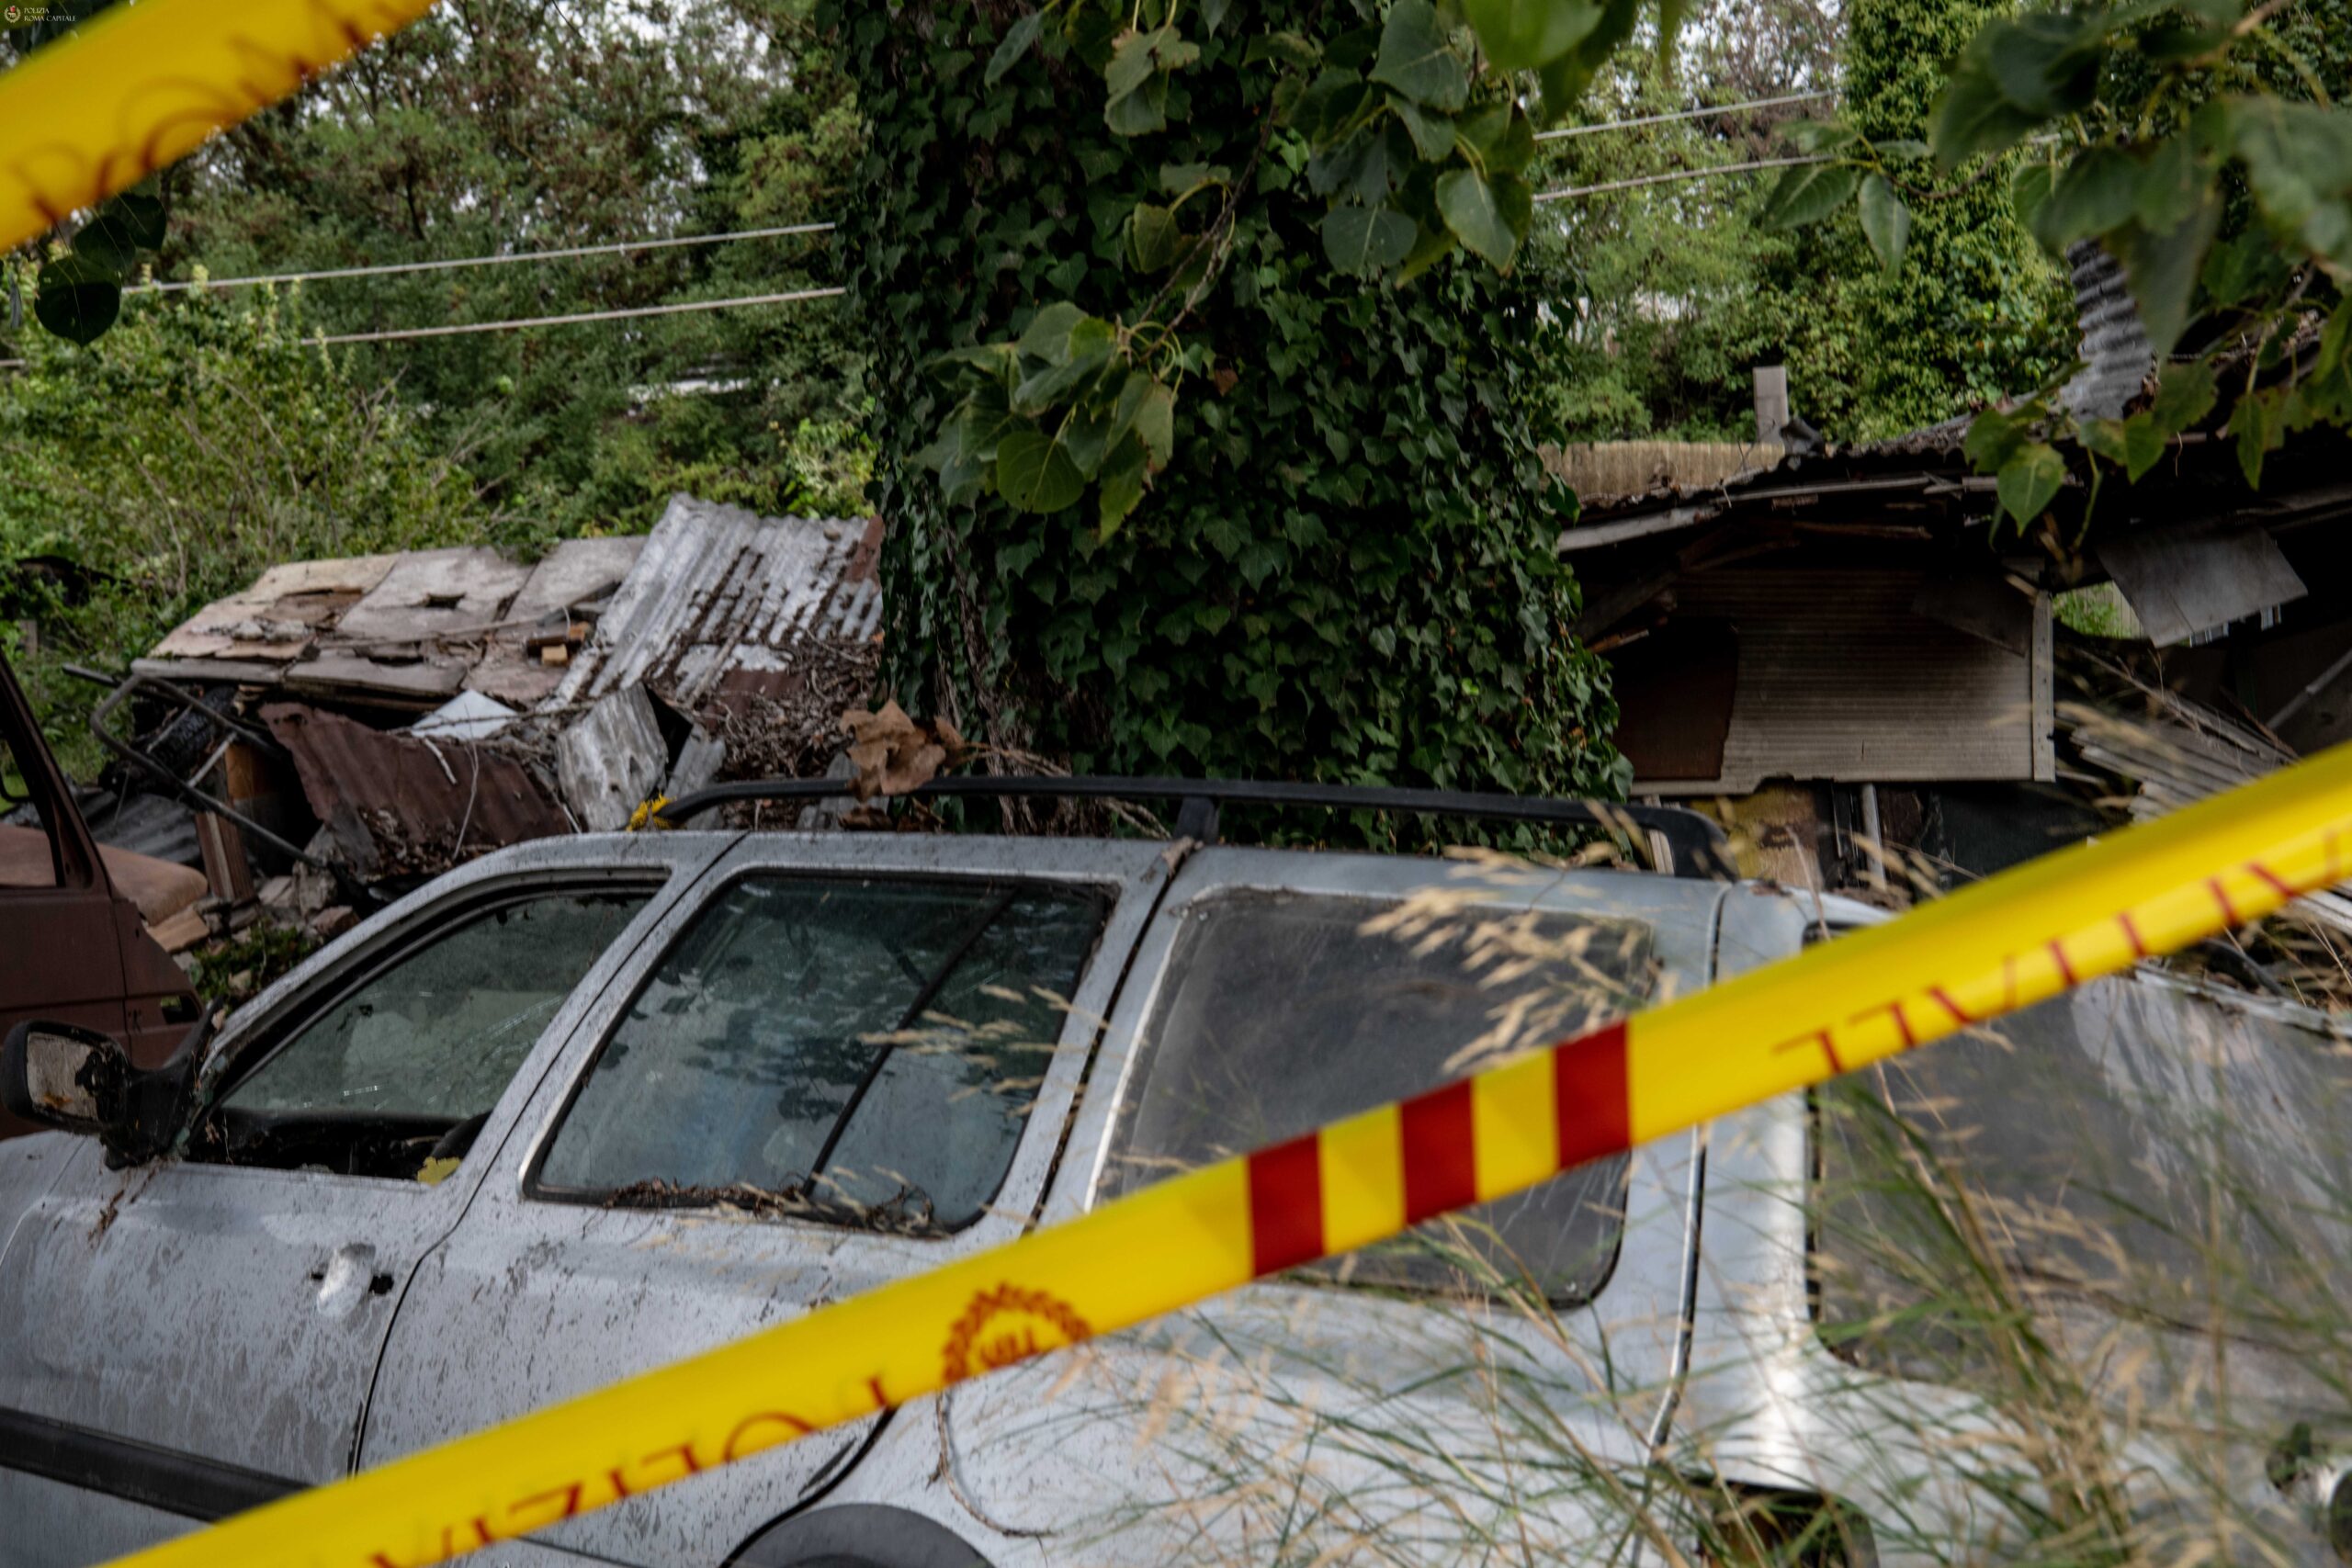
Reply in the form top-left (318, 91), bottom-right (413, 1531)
top-left (196, 812), bottom-right (254, 905)
top-left (130, 658), bottom-right (294, 686)
top-left (330, 547), bottom-right (530, 646)
top-left (282, 651), bottom-right (467, 705)
top-left (148, 554), bottom-right (397, 663)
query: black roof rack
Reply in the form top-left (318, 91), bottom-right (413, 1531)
top-left (652, 775), bottom-right (1736, 881)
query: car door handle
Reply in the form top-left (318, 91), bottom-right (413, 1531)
top-left (310, 1244), bottom-right (394, 1321)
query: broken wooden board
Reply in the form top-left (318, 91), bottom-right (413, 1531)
top-left (332, 547), bottom-right (532, 647)
top-left (466, 536), bottom-right (647, 707)
top-left (147, 555), bottom-right (399, 667)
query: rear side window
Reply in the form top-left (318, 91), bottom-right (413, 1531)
top-left (536, 876), bottom-right (1107, 1235)
top-left (1815, 975), bottom-right (2352, 1410)
top-left (1106, 890), bottom-right (1657, 1304)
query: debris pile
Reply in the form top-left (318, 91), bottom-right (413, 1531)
top-left (57, 494), bottom-right (884, 961)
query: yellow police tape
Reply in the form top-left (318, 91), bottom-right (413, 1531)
top-left (0, 0), bottom-right (440, 256)
top-left (98, 737), bottom-right (2352, 1566)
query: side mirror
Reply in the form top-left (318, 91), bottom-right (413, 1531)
top-left (1, 1018), bottom-right (201, 1166)
top-left (0, 1021), bottom-right (130, 1137)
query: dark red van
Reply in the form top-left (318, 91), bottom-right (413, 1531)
top-left (0, 651), bottom-right (198, 1138)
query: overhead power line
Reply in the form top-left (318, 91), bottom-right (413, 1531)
top-left (1534, 90), bottom-right (1834, 142)
top-left (126, 221), bottom-right (838, 296)
top-left (1533, 153), bottom-right (1832, 204)
top-left (312, 286), bottom-right (846, 344)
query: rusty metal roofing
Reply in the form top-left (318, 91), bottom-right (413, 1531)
top-left (135, 495), bottom-right (878, 724)
top-left (259, 704), bottom-right (571, 876)
top-left (551, 494), bottom-right (884, 713)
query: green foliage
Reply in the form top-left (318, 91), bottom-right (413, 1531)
top-left (0, 0), bottom-right (879, 758)
top-left (830, 0), bottom-right (1628, 828)
top-left (0, 283), bottom-right (495, 770)
top-left (1510, 0), bottom-right (2041, 447)
top-left (922, 1), bottom-right (1572, 542)
top-left (108, 0), bottom-right (868, 538)
top-left (1758, 0), bottom-right (2075, 442)
top-left (189, 921), bottom-right (322, 1011)
top-left (1772, 0), bottom-right (2352, 507)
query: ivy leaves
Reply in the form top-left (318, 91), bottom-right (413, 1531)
top-left (1323, 203), bottom-right (1417, 272)
top-left (1759, 162), bottom-right (1860, 231)
top-left (1435, 164), bottom-right (1531, 267)
top-left (921, 303), bottom-right (1176, 536)
top-left (1857, 175), bottom-right (1911, 273)
top-left (1461, 0), bottom-right (1602, 73)
top-left (1932, 7), bottom-right (2104, 165)
top-left (838, 0), bottom-right (1627, 818)
top-left (933, 0), bottom-right (1617, 536)
top-left (1960, 357), bottom-right (2229, 534)
top-left (1292, 3), bottom-right (1537, 281)
top-left (1758, 123), bottom-right (1917, 272)
top-left (985, 10), bottom-right (1047, 85)
top-left (33, 187), bottom-right (165, 346)
top-left (1367, 0), bottom-right (1467, 113)
top-left (1106, 24), bottom-right (1201, 134)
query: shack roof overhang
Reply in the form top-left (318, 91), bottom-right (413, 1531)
top-left (1560, 421), bottom-right (2352, 644)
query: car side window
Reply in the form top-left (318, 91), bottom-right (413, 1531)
top-left (1106, 890), bottom-right (1657, 1305)
top-left (0, 713), bottom-right (65, 891)
top-left (534, 875), bottom-right (1108, 1235)
top-left (1814, 973), bottom-right (2352, 1412)
top-left (195, 888), bottom-right (652, 1179)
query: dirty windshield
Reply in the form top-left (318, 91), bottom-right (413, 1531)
top-left (1816, 972), bottom-right (2352, 1411)
top-left (222, 889), bottom-right (651, 1122)
top-left (537, 875), bottom-right (1105, 1233)
top-left (1109, 889), bottom-right (1656, 1303)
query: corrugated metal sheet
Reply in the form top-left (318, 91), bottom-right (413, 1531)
top-left (71, 785), bottom-right (201, 868)
top-left (2065, 698), bottom-right (2352, 936)
top-left (553, 686), bottom-right (666, 834)
top-left (1626, 568), bottom-right (2049, 794)
top-left (259, 705), bottom-right (569, 875)
top-left (2059, 241), bottom-right (2154, 422)
top-left (552, 494), bottom-right (883, 712)
top-left (2096, 518), bottom-right (2308, 648)
top-left (467, 536), bottom-right (646, 707)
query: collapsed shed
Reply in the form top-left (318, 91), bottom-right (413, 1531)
top-left (92, 495), bottom-right (883, 944)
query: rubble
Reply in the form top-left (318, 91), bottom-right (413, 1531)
top-left (83, 493), bottom-right (885, 950)
top-left (553, 686), bottom-right (666, 834)
top-left (260, 705), bottom-right (571, 878)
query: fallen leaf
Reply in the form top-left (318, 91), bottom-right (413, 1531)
top-left (837, 702), bottom-right (969, 799)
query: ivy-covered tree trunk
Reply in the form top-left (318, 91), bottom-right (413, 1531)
top-left (826, 2), bottom-right (1627, 829)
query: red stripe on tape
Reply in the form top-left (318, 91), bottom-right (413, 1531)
top-left (1400, 1079), bottom-right (1476, 1224)
top-left (1246, 1134), bottom-right (1325, 1277)
top-left (1555, 1021), bottom-right (1631, 1168)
